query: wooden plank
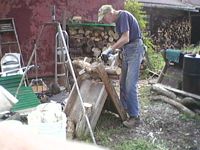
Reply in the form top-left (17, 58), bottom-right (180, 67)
top-left (64, 79), bottom-right (108, 137)
top-left (95, 63), bottom-right (127, 121)
top-left (156, 83), bottom-right (200, 101)
top-left (75, 80), bottom-right (107, 137)
top-left (83, 85), bottom-right (107, 136)
top-left (64, 83), bottom-right (77, 116)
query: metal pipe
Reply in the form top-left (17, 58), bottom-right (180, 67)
top-left (0, 65), bottom-right (35, 76)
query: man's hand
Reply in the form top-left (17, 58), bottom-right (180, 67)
top-left (101, 47), bottom-right (113, 63)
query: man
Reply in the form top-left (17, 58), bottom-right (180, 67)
top-left (98, 5), bottom-right (145, 128)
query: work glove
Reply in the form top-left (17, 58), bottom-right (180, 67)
top-left (101, 47), bottom-right (113, 63)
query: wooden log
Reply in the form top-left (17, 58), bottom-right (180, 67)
top-left (86, 39), bottom-right (95, 48)
top-left (151, 83), bottom-right (178, 100)
top-left (78, 29), bottom-right (84, 34)
top-left (85, 30), bottom-right (91, 36)
top-left (107, 43), bottom-right (112, 47)
top-left (105, 66), bottom-right (121, 76)
top-left (151, 17), bottom-right (191, 51)
top-left (94, 37), bottom-right (101, 42)
top-left (66, 118), bottom-right (75, 139)
top-left (100, 31), bottom-right (105, 37)
top-left (72, 59), bottom-right (96, 73)
top-left (151, 95), bottom-right (196, 117)
top-left (92, 48), bottom-right (101, 58)
top-left (108, 30), bottom-right (115, 37)
top-left (104, 35), bottom-right (109, 40)
top-left (155, 83), bottom-right (200, 101)
top-left (94, 32), bottom-right (99, 37)
top-left (108, 37), bottom-right (114, 43)
top-left (113, 33), bottom-right (119, 40)
top-left (108, 74), bottom-right (120, 80)
top-left (181, 97), bottom-right (200, 109)
top-left (73, 60), bottom-right (121, 76)
top-left (95, 63), bottom-right (127, 121)
top-left (69, 29), bottom-right (77, 35)
top-left (95, 40), bottom-right (106, 48)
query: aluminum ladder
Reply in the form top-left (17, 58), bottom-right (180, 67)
top-left (0, 18), bottom-right (24, 65)
top-left (55, 30), bottom-right (71, 91)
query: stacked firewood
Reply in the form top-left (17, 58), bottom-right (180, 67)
top-left (151, 17), bottom-right (191, 51)
top-left (68, 26), bottom-right (119, 57)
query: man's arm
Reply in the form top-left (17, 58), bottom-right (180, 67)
top-left (111, 31), bottom-right (129, 51)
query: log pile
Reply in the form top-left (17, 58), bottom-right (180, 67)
top-left (68, 26), bottom-right (119, 57)
top-left (72, 59), bottom-right (121, 80)
top-left (151, 83), bottom-right (200, 117)
top-left (151, 17), bottom-right (191, 51)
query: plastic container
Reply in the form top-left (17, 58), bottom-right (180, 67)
top-left (183, 54), bottom-right (200, 95)
top-left (27, 103), bottom-right (67, 140)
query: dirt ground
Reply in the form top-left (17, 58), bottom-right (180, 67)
top-left (48, 78), bottom-right (200, 150)
top-left (96, 80), bottom-right (200, 150)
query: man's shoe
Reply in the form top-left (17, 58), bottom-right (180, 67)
top-left (123, 116), bottom-right (140, 128)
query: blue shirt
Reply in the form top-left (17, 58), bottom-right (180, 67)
top-left (116, 10), bottom-right (141, 43)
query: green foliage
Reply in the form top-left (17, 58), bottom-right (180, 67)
top-left (124, 0), bottom-right (147, 30)
top-left (125, 0), bottom-right (165, 72)
top-left (179, 113), bottom-right (200, 121)
top-left (147, 48), bottom-right (165, 71)
top-left (182, 45), bottom-right (200, 54)
top-left (114, 139), bottom-right (167, 150)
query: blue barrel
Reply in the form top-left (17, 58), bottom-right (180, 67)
top-left (183, 54), bottom-right (200, 95)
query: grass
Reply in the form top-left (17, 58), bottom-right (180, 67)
top-left (139, 84), bottom-right (151, 109)
top-left (114, 139), bottom-right (167, 150)
top-left (179, 113), bottom-right (200, 121)
top-left (88, 85), bottom-right (168, 150)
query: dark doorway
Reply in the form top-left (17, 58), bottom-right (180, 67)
top-left (191, 15), bottom-right (200, 45)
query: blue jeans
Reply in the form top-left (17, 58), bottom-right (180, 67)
top-left (120, 39), bottom-right (145, 117)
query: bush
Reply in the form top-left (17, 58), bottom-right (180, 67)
top-left (125, 0), bottom-right (165, 72)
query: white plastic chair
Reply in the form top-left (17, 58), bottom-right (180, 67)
top-left (1, 53), bottom-right (23, 77)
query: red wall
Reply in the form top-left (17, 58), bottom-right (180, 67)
top-left (0, 0), bottom-right (124, 77)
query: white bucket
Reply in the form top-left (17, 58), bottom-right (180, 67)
top-left (27, 103), bottom-right (67, 140)
top-left (0, 86), bottom-right (18, 112)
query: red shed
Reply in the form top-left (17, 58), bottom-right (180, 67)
top-left (0, 0), bottom-right (124, 77)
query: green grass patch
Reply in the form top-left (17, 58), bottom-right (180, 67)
top-left (179, 113), bottom-right (200, 121)
top-left (139, 84), bottom-right (151, 109)
top-left (114, 139), bottom-right (167, 150)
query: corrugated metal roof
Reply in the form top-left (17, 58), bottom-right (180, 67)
top-left (138, 0), bottom-right (198, 12)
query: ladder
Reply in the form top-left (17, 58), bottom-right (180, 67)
top-left (55, 30), bottom-right (71, 91)
top-left (0, 18), bottom-right (24, 66)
